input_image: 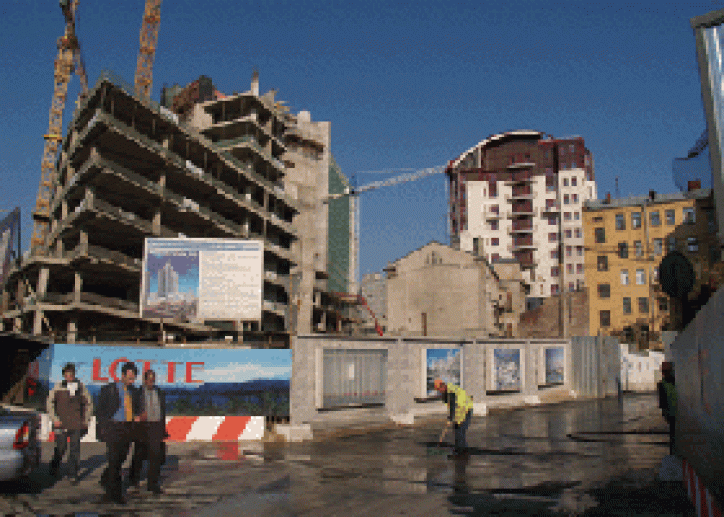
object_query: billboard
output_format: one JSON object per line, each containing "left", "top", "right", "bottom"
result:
{"left": 0, "top": 208, "right": 20, "bottom": 287}
{"left": 426, "top": 348, "right": 462, "bottom": 396}
{"left": 545, "top": 347, "right": 565, "bottom": 385}
{"left": 494, "top": 348, "right": 521, "bottom": 391}
{"left": 26, "top": 343, "right": 291, "bottom": 417}
{"left": 141, "top": 238, "right": 263, "bottom": 322}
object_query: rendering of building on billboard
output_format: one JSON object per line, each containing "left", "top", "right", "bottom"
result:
{"left": 692, "top": 9, "right": 724, "bottom": 242}
{"left": 141, "top": 238, "right": 263, "bottom": 323}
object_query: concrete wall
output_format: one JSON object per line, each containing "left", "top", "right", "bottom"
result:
{"left": 570, "top": 336, "right": 621, "bottom": 399}
{"left": 669, "top": 285, "right": 724, "bottom": 505}
{"left": 620, "top": 343, "right": 664, "bottom": 392}
{"left": 291, "top": 335, "right": 590, "bottom": 431}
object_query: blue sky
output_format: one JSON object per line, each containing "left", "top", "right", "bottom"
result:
{"left": 1, "top": 1, "right": 719, "bottom": 280}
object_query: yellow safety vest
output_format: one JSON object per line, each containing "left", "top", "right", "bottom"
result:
{"left": 447, "top": 383, "right": 473, "bottom": 425}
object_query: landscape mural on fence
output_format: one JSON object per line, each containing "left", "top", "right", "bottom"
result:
{"left": 426, "top": 348, "right": 462, "bottom": 396}
{"left": 494, "top": 349, "right": 521, "bottom": 391}
{"left": 25, "top": 343, "right": 290, "bottom": 417}
{"left": 545, "top": 347, "right": 565, "bottom": 385}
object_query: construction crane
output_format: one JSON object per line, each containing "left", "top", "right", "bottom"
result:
{"left": 134, "top": 0, "right": 162, "bottom": 99}
{"left": 30, "top": 0, "right": 89, "bottom": 254}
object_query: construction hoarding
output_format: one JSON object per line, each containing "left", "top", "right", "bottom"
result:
{"left": 140, "top": 238, "right": 263, "bottom": 322}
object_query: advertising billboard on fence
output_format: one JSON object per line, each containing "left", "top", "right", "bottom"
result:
{"left": 494, "top": 348, "right": 521, "bottom": 391}
{"left": 545, "top": 347, "right": 565, "bottom": 385}
{"left": 141, "top": 238, "right": 263, "bottom": 322}
{"left": 25, "top": 344, "right": 291, "bottom": 417}
{"left": 426, "top": 348, "right": 462, "bottom": 396}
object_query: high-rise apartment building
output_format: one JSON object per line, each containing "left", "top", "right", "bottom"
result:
{"left": 447, "top": 131, "right": 597, "bottom": 308}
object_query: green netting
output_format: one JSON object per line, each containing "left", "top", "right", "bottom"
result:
{"left": 328, "top": 155, "right": 350, "bottom": 294}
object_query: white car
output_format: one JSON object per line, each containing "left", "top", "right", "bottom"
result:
{"left": 0, "top": 405, "right": 41, "bottom": 482}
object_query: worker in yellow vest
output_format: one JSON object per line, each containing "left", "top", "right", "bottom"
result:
{"left": 434, "top": 379, "right": 473, "bottom": 458}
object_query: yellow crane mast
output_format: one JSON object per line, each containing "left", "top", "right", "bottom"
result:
{"left": 135, "top": 0, "right": 162, "bottom": 99}
{"left": 30, "top": 0, "right": 89, "bottom": 255}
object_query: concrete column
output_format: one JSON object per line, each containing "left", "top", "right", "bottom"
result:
{"left": 55, "top": 239, "right": 64, "bottom": 259}
{"left": 463, "top": 340, "right": 487, "bottom": 414}
{"left": 36, "top": 267, "right": 50, "bottom": 298}
{"left": 61, "top": 199, "right": 68, "bottom": 220}
{"left": 79, "top": 230, "right": 88, "bottom": 246}
{"left": 67, "top": 319, "right": 78, "bottom": 344}
{"left": 32, "top": 310, "right": 44, "bottom": 335}
{"left": 73, "top": 271, "right": 82, "bottom": 304}
{"left": 522, "top": 340, "right": 540, "bottom": 403}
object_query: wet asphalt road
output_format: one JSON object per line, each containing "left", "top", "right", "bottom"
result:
{"left": 0, "top": 393, "right": 695, "bottom": 516}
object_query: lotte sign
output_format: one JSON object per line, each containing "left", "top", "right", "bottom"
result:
{"left": 91, "top": 357, "right": 204, "bottom": 384}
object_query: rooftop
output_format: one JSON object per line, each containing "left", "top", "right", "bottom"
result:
{"left": 584, "top": 189, "right": 712, "bottom": 210}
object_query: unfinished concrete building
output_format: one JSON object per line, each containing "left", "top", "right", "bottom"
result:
{"left": 181, "top": 74, "right": 357, "bottom": 335}
{"left": 1, "top": 70, "right": 298, "bottom": 345}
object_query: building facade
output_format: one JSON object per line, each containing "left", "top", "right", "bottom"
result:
{"left": 384, "top": 241, "right": 525, "bottom": 338}
{"left": 447, "top": 131, "right": 597, "bottom": 309}
{"left": 583, "top": 188, "right": 721, "bottom": 349}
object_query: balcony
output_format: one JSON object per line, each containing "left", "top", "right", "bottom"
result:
{"left": 509, "top": 221, "right": 534, "bottom": 233}
{"left": 509, "top": 186, "right": 533, "bottom": 199}
{"left": 512, "top": 236, "right": 534, "bottom": 249}
{"left": 504, "top": 171, "right": 533, "bottom": 182}
{"left": 510, "top": 201, "right": 534, "bottom": 216}
{"left": 506, "top": 161, "right": 535, "bottom": 170}
{"left": 484, "top": 209, "right": 502, "bottom": 219}
{"left": 541, "top": 202, "right": 561, "bottom": 213}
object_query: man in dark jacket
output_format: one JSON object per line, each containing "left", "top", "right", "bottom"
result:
{"left": 46, "top": 363, "right": 93, "bottom": 483}
{"left": 128, "top": 369, "right": 167, "bottom": 495}
{"left": 657, "top": 361, "right": 677, "bottom": 455}
{"left": 96, "top": 362, "right": 139, "bottom": 505}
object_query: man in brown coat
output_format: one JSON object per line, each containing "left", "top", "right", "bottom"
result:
{"left": 46, "top": 363, "right": 93, "bottom": 484}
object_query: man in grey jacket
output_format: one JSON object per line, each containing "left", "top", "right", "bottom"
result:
{"left": 46, "top": 363, "right": 93, "bottom": 484}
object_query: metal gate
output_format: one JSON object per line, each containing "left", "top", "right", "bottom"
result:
{"left": 322, "top": 349, "right": 387, "bottom": 408}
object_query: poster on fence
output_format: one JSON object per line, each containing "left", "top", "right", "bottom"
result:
{"left": 545, "top": 347, "right": 565, "bottom": 385}
{"left": 140, "top": 238, "right": 263, "bottom": 322}
{"left": 494, "top": 348, "right": 521, "bottom": 391}
{"left": 426, "top": 348, "right": 462, "bottom": 396}
{"left": 25, "top": 344, "right": 291, "bottom": 417}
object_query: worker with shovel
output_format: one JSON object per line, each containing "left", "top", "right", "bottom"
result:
{"left": 434, "top": 379, "right": 473, "bottom": 458}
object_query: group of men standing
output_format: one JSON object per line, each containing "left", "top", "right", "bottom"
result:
{"left": 46, "top": 362, "right": 167, "bottom": 505}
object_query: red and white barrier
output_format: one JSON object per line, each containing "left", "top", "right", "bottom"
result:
{"left": 41, "top": 415, "right": 265, "bottom": 442}
{"left": 683, "top": 458, "right": 722, "bottom": 517}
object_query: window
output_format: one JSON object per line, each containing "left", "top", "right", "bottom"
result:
{"left": 551, "top": 284, "right": 560, "bottom": 295}
{"left": 650, "top": 211, "right": 661, "bottom": 227}
{"left": 615, "top": 213, "right": 626, "bottom": 230}
{"left": 667, "top": 236, "right": 676, "bottom": 252}
{"left": 572, "top": 193, "right": 579, "bottom": 203}
{"left": 473, "top": 238, "right": 481, "bottom": 256}
{"left": 489, "top": 181, "right": 498, "bottom": 198}
{"left": 563, "top": 178, "right": 569, "bottom": 187}
{"left": 571, "top": 177, "right": 577, "bottom": 187}
{"left": 576, "top": 263, "right": 583, "bottom": 273}
{"left": 490, "top": 220, "right": 499, "bottom": 230}
{"left": 567, "top": 263, "right": 573, "bottom": 274}
{"left": 597, "top": 256, "right": 608, "bottom": 271}
{"left": 636, "top": 269, "right": 646, "bottom": 285}
{"left": 548, "top": 215, "right": 557, "bottom": 226}
{"left": 574, "top": 227, "right": 582, "bottom": 238}
{"left": 706, "top": 209, "right": 717, "bottom": 234}
{"left": 618, "top": 242, "right": 628, "bottom": 259}
{"left": 687, "top": 237, "right": 698, "bottom": 252}
{"left": 546, "top": 198, "right": 557, "bottom": 209}
{"left": 566, "top": 246, "right": 572, "bottom": 257}
{"left": 491, "top": 253, "right": 500, "bottom": 262}
{"left": 665, "top": 209, "right": 676, "bottom": 225}
{"left": 683, "top": 207, "right": 695, "bottom": 224}
{"left": 598, "top": 284, "right": 611, "bottom": 298}
{"left": 549, "top": 233, "right": 558, "bottom": 242}
{"left": 623, "top": 297, "right": 632, "bottom": 315}
{"left": 574, "top": 212, "right": 580, "bottom": 220}
{"left": 653, "top": 238, "right": 663, "bottom": 256}
{"left": 658, "top": 297, "right": 668, "bottom": 311}
{"left": 621, "top": 269, "right": 629, "bottom": 285}
{"left": 634, "top": 240, "right": 643, "bottom": 258}
{"left": 551, "top": 249, "right": 559, "bottom": 259}
{"left": 638, "top": 297, "right": 649, "bottom": 313}
{"left": 564, "top": 212, "right": 572, "bottom": 221}
{"left": 632, "top": 212, "right": 642, "bottom": 229}
{"left": 576, "top": 246, "right": 583, "bottom": 256}
{"left": 595, "top": 228, "right": 605, "bottom": 243}
{"left": 565, "top": 229, "right": 572, "bottom": 238}
{"left": 564, "top": 194, "right": 570, "bottom": 204}
{"left": 491, "top": 238, "right": 499, "bottom": 246}
{"left": 600, "top": 310, "right": 611, "bottom": 327}
{"left": 491, "top": 204, "right": 499, "bottom": 214}
{"left": 593, "top": 216, "right": 603, "bottom": 222}
{"left": 551, "top": 267, "right": 560, "bottom": 277}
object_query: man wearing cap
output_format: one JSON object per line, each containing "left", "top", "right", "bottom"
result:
{"left": 657, "top": 362, "right": 677, "bottom": 455}
{"left": 434, "top": 379, "right": 473, "bottom": 458}
{"left": 46, "top": 363, "right": 93, "bottom": 483}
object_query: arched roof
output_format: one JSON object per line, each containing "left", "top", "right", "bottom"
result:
{"left": 450, "top": 130, "right": 545, "bottom": 169}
